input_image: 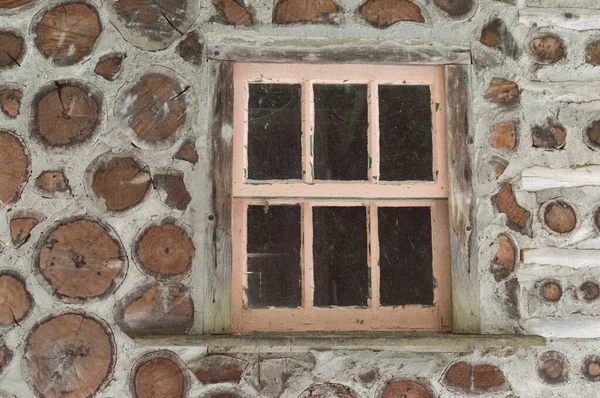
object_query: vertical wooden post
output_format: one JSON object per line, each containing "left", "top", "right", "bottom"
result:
{"left": 205, "top": 61, "right": 234, "bottom": 334}
{"left": 368, "top": 82, "right": 380, "bottom": 183}
{"left": 445, "top": 65, "right": 480, "bottom": 334}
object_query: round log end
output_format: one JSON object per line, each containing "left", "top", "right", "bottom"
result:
{"left": 530, "top": 34, "right": 566, "bottom": 64}
{"left": 540, "top": 280, "right": 562, "bottom": 303}
{"left": 25, "top": 311, "right": 115, "bottom": 398}
{"left": 578, "top": 281, "right": 599, "bottom": 302}
{"left": 131, "top": 351, "right": 189, "bottom": 398}
{"left": 34, "top": 217, "right": 127, "bottom": 301}
{"left": 379, "top": 379, "right": 434, "bottom": 398}
{"left": 0, "top": 270, "right": 34, "bottom": 326}
{"left": 433, "top": 0, "right": 475, "bottom": 18}
{"left": 537, "top": 351, "right": 568, "bottom": 384}
{"left": 542, "top": 199, "right": 577, "bottom": 234}
{"left": 0, "top": 130, "right": 29, "bottom": 207}
{"left": 0, "top": 30, "right": 24, "bottom": 69}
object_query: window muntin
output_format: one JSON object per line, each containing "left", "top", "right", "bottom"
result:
{"left": 232, "top": 63, "right": 450, "bottom": 332}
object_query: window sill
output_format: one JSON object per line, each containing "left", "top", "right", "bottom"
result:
{"left": 133, "top": 332, "right": 546, "bottom": 353}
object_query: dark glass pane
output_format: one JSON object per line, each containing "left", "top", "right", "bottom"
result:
{"left": 378, "top": 206, "right": 433, "bottom": 306}
{"left": 379, "top": 85, "right": 433, "bottom": 181}
{"left": 313, "top": 206, "right": 368, "bottom": 307}
{"left": 248, "top": 84, "right": 302, "bottom": 180}
{"left": 247, "top": 205, "right": 301, "bottom": 307}
{"left": 314, "top": 84, "right": 368, "bottom": 180}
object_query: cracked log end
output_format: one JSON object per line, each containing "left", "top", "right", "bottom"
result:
{"left": 155, "top": 173, "right": 191, "bottom": 211}
{"left": 0, "top": 88, "right": 22, "bottom": 118}
{"left": 444, "top": 362, "right": 506, "bottom": 393}
{"left": 10, "top": 217, "right": 39, "bottom": 247}
{"left": 135, "top": 220, "right": 195, "bottom": 279}
{"left": 95, "top": 53, "right": 125, "bottom": 81}
{"left": 32, "top": 81, "right": 101, "bottom": 147}
{"left": 25, "top": 312, "right": 115, "bottom": 398}
{"left": 115, "top": 282, "right": 193, "bottom": 335}
{"left": 0, "top": 130, "right": 29, "bottom": 207}
{"left": 35, "top": 3, "right": 101, "bottom": 66}
{"left": 359, "top": 0, "right": 424, "bottom": 28}
{"left": 212, "top": 0, "right": 254, "bottom": 26}
{"left": 274, "top": 0, "right": 340, "bottom": 24}
{"left": 35, "top": 217, "right": 127, "bottom": 300}
{"left": 0, "top": 270, "right": 33, "bottom": 326}
{"left": 91, "top": 156, "right": 151, "bottom": 212}
{"left": 0, "top": 30, "right": 24, "bottom": 69}
{"left": 132, "top": 351, "right": 188, "bottom": 398}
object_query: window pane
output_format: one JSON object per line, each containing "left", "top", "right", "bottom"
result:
{"left": 379, "top": 85, "right": 433, "bottom": 181}
{"left": 313, "top": 206, "right": 368, "bottom": 307}
{"left": 248, "top": 84, "right": 302, "bottom": 180}
{"left": 378, "top": 206, "right": 433, "bottom": 306}
{"left": 247, "top": 204, "right": 301, "bottom": 308}
{"left": 314, "top": 84, "right": 368, "bottom": 181}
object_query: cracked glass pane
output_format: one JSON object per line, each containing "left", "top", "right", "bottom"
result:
{"left": 246, "top": 204, "right": 302, "bottom": 308}
{"left": 378, "top": 206, "right": 433, "bottom": 306}
{"left": 379, "top": 85, "right": 433, "bottom": 181}
{"left": 314, "top": 84, "right": 368, "bottom": 181}
{"left": 313, "top": 206, "right": 369, "bottom": 307}
{"left": 248, "top": 84, "right": 302, "bottom": 180}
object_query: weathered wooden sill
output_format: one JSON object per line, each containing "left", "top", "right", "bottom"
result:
{"left": 134, "top": 333, "right": 546, "bottom": 353}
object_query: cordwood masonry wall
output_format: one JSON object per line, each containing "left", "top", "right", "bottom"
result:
{"left": 2, "top": 0, "right": 600, "bottom": 396}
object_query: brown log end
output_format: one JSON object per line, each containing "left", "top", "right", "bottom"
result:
{"left": 0, "top": 270, "right": 34, "bottom": 325}
{"left": 443, "top": 362, "right": 472, "bottom": 393}
{"left": 274, "top": 0, "right": 340, "bottom": 24}
{"left": 489, "top": 156, "right": 508, "bottom": 178}
{"left": 530, "top": 34, "right": 566, "bottom": 64}
{"left": 359, "top": 0, "right": 425, "bottom": 28}
{"left": 583, "top": 356, "right": 600, "bottom": 382}
{"left": 91, "top": 156, "right": 151, "bottom": 212}
{"left": 0, "top": 344, "right": 12, "bottom": 377}
{"left": 32, "top": 81, "right": 101, "bottom": 147}
{"left": 585, "top": 120, "right": 600, "bottom": 150}
{"left": 192, "top": 355, "right": 248, "bottom": 384}
{"left": 135, "top": 220, "right": 195, "bottom": 279}
{"left": 299, "top": 383, "right": 360, "bottom": 398}
{"left": 473, "top": 364, "right": 506, "bottom": 392}
{"left": 132, "top": 351, "right": 189, "bottom": 398}
{"left": 174, "top": 140, "right": 199, "bottom": 164}
{"left": 35, "top": 3, "right": 101, "bottom": 66}
{"left": 541, "top": 280, "right": 562, "bottom": 302}
{"left": 94, "top": 53, "right": 125, "bottom": 81}
{"left": 379, "top": 379, "right": 434, "bottom": 398}
{"left": 10, "top": 217, "right": 39, "bottom": 247}
{"left": 155, "top": 173, "right": 191, "bottom": 211}
{"left": 585, "top": 40, "right": 600, "bottom": 66}
{"left": 491, "top": 183, "right": 531, "bottom": 234}
{"left": 578, "top": 281, "right": 599, "bottom": 302}
{"left": 0, "top": 130, "right": 29, "bottom": 207}
{"left": 480, "top": 18, "right": 520, "bottom": 59}
{"left": 35, "top": 170, "right": 69, "bottom": 197}
{"left": 433, "top": 0, "right": 474, "bottom": 18}
{"left": 114, "top": 282, "right": 194, "bottom": 335}
{"left": 537, "top": 351, "right": 568, "bottom": 384}
{"left": 504, "top": 277, "right": 520, "bottom": 320}
{"left": 485, "top": 78, "right": 519, "bottom": 105}
{"left": 491, "top": 233, "right": 516, "bottom": 282}
{"left": 0, "top": 30, "right": 24, "bottom": 69}
{"left": 532, "top": 119, "right": 567, "bottom": 150}
{"left": 0, "top": 0, "right": 29, "bottom": 9}
{"left": 119, "top": 73, "right": 189, "bottom": 146}
{"left": 24, "top": 312, "right": 115, "bottom": 398}
{"left": 212, "top": 0, "right": 254, "bottom": 26}
{"left": 176, "top": 31, "right": 205, "bottom": 66}
{"left": 356, "top": 369, "right": 379, "bottom": 387}
{"left": 543, "top": 199, "right": 577, "bottom": 234}
{"left": 201, "top": 388, "right": 248, "bottom": 398}
{"left": 35, "top": 217, "right": 127, "bottom": 300}
{"left": 0, "top": 88, "right": 22, "bottom": 118}
{"left": 490, "top": 120, "right": 517, "bottom": 151}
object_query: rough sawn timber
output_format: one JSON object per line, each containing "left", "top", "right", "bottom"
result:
{"left": 445, "top": 65, "right": 480, "bottom": 334}
{"left": 519, "top": 8, "right": 600, "bottom": 31}
{"left": 522, "top": 166, "right": 600, "bottom": 191}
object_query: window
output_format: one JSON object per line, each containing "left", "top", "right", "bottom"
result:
{"left": 231, "top": 63, "right": 451, "bottom": 332}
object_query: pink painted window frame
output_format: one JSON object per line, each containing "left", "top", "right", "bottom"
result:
{"left": 232, "top": 63, "right": 451, "bottom": 333}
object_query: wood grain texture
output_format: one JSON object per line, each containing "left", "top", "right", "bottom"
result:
{"left": 523, "top": 81, "right": 600, "bottom": 103}
{"left": 433, "top": 0, "right": 475, "bottom": 18}
{"left": 274, "top": 0, "right": 339, "bottom": 24}
{"left": 0, "top": 270, "right": 33, "bottom": 325}
{"left": 0, "top": 88, "right": 22, "bottom": 118}
{"left": 445, "top": 65, "right": 480, "bottom": 334}
{"left": 521, "top": 166, "right": 600, "bottom": 191}
{"left": 530, "top": 34, "right": 566, "bottom": 64}
{"left": 212, "top": 0, "right": 253, "bottom": 26}
{"left": 520, "top": 8, "right": 600, "bottom": 31}
{"left": 0, "top": 130, "right": 29, "bottom": 207}
{"left": 0, "top": 30, "right": 24, "bottom": 68}
{"left": 35, "top": 170, "right": 69, "bottom": 197}
{"left": 94, "top": 53, "right": 124, "bottom": 81}
{"left": 491, "top": 184, "right": 531, "bottom": 234}
{"left": 0, "top": 0, "right": 29, "bottom": 9}
{"left": 359, "top": 0, "right": 425, "bottom": 27}
{"left": 207, "top": 39, "right": 471, "bottom": 65}
{"left": 205, "top": 61, "right": 234, "bottom": 334}
{"left": 35, "top": 3, "right": 101, "bottom": 66}
{"left": 522, "top": 247, "right": 600, "bottom": 269}
{"left": 91, "top": 156, "right": 150, "bottom": 212}
{"left": 24, "top": 312, "right": 115, "bottom": 398}
{"left": 132, "top": 351, "right": 188, "bottom": 398}
{"left": 10, "top": 217, "right": 38, "bottom": 247}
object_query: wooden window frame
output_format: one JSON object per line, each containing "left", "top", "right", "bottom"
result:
{"left": 206, "top": 40, "right": 479, "bottom": 335}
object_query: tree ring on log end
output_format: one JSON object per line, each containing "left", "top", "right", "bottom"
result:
{"left": 32, "top": 2, "right": 101, "bottom": 66}
{"left": 376, "top": 377, "right": 435, "bottom": 398}
{"left": 539, "top": 199, "right": 578, "bottom": 235}
{"left": 0, "top": 269, "right": 34, "bottom": 327}
{"left": 133, "top": 218, "right": 195, "bottom": 280}
{"left": 0, "top": 130, "right": 30, "bottom": 208}
{"left": 433, "top": 0, "right": 477, "bottom": 20}
{"left": 31, "top": 80, "right": 103, "bottom": 148}
{"left": 115, "top": 69, "right": 193, "bottom": 150}
{"left": 24, "top": 311, "right": 115, "bottom": 398}
{"left": 130, "top": 350, "right": 189, "bottom": 398}
{"left": 86, "top": 152, "right": 151, "bottom": 213}
{"left": 33, "top": 216, "right": 127, "bottom": 301}
{"left": 0, "top": 29, "right": 25, "bottom": 69}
